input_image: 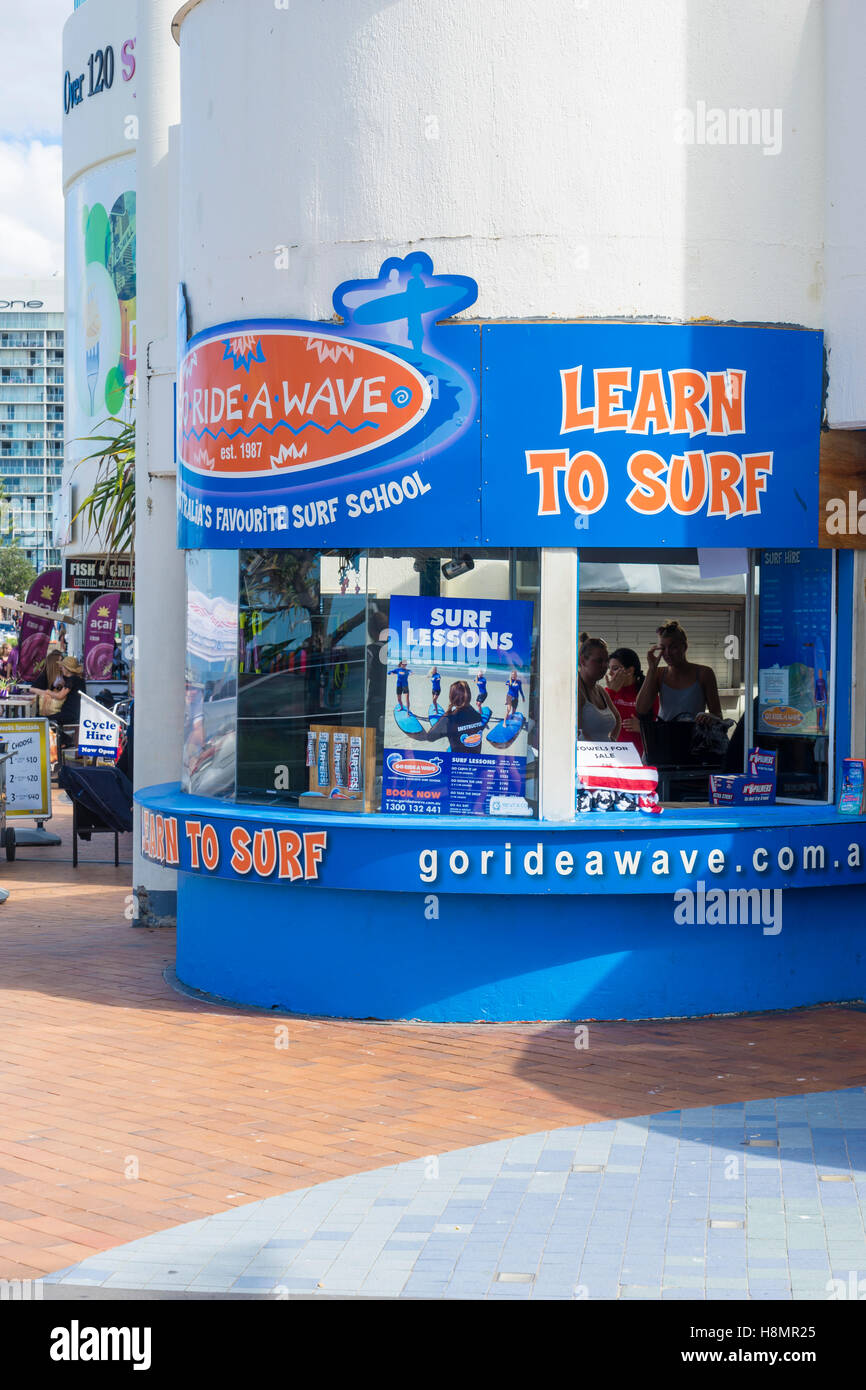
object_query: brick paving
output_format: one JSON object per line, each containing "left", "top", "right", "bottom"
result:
{"left": 46, "top": 1089, "right": 866, "bottom": 1299}
{"left": 2, "top": 797, "right": 866, "bottom": 1282}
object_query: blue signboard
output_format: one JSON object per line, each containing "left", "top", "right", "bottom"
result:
{"left": 381, "top": 595, "right": 534, "bottom": 816}
{"left": 480, "top": 322, "right": 822, "bottom": 547}
{"left": 176, "top": 254, "right": 481, "bottom": 549}
{"left": 758, "top": 548, "right": 833, "bottom": 737}
{"left": 139, "top": 784, "right": 866, "bottom": 896}
{"left": 177, "top": 279, "right": 823, "bottom": 552}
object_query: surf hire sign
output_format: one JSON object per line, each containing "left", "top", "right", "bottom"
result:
{"left": 177, "top": 262, "right": 823, "bottom": 550}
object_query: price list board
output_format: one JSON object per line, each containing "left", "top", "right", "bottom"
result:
{"left": 1, "top": 719, "right": 52, "bottom": 819}
{"left": 758, "top": 549, "right": 833, "bottom": 737}
{"left": 449, "top": 754, "right": 527, "bottom": 816}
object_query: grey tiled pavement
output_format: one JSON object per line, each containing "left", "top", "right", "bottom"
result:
{"left": 46, "top": 1088, "right": 866, "bottom": 1299}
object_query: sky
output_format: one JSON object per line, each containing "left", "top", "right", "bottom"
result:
{"left": 0, "top": 0, "right": 70, "bottom": 278}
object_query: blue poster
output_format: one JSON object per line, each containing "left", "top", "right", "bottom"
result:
{"left": 382, "top": 596, "right": 534, "bottom": 816}
{"left": 480, "top": 322, "right": 822, "bottom": 547}
{"left": 758, "top": 548, "right": 833, "bottom": 737}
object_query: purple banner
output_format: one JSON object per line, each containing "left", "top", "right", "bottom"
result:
{"left": 17, "top": 569, "right": 62, "bottom": 680}
{"left": 84, "top": 593, "right": 121, "bottom": 679}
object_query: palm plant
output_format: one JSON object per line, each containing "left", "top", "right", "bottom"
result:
{"left": 72, "top": 397, "right": 135, "bottom": 556}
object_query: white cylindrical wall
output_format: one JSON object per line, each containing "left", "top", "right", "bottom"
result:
{"left": 133, "top": 0, "right": 183, "bottom": 923}
{"left": 62, "top": 0, "right": 138, "bottom": 560}
{"left": 174, "top": 0, "right": 823, "bottom": 328}
{"left": 824, "top": 0, "right": 866, "bottom": 427}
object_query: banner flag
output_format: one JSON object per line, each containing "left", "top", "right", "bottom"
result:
{"left": 17, "top": 570, "right": 62, "bottom": 679}
{"left": 84, "top": 593, "right": 121, "bottom": 678}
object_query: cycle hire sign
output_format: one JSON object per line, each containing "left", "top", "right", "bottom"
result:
{"left": 3, "top": 719, "right": 51, "bottom": 819}
{"left": 77, "top": 694, "right": 122, "bottom": 758}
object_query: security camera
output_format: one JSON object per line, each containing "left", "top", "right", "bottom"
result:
{"left": 441, "top": 553, "right": 474, "bottom": 581}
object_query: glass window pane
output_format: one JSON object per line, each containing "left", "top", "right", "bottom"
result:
{"left": 367, "top": 549, "right": 539, "bottom": 817}
{"left": 236, "top": 549, "right": 368, "bottom": 806}
{"left": 578, "top": 550, "right": 747, "bottom": 805}
{"left": 755, "top": 548, "right": 834, "bottom": 802}
{"left": 183, "top": 550, "right": 239, "bottom": 799}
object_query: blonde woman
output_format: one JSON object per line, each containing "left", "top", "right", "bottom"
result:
{"left": 578, "top": 634, "right": 621, "bottom": 741}
{"left": 636, "top": 620, "right": 721, "bottom": 724}
{"left": 29, "top": 648, "right": 64, "bottom": 693}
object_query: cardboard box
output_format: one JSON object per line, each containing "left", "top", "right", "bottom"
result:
{"left": 709, "top": 748, "right": 777, "bottom": 807}
{"left": 838, "top": 758, "right": 866, "bottom": 815}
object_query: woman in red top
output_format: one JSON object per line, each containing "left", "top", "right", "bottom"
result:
{"left": 605, "top": 647, "right": 657, "bottom": 760}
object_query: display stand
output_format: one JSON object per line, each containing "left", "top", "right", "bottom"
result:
{"left": 299, "top": 723, "right": 377, "bottom": 814}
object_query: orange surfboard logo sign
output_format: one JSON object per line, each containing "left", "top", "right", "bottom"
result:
{"left": 179, "top": 327, "right": 432, "bottom": 479}
{"left": 761, "top": 704, "right": 804, "bottom": 729}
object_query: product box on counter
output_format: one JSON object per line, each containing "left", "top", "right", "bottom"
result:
{"left": 838, "top": 758, "right": 866, "bottom": 815}
{"left": 709, "top": 747, "right": 777, "bottom": 807}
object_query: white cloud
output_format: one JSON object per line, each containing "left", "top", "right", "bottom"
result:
{"left": 0, "top": 1, "right": 72, "bottom": 141}
{"left": 0, "top": 141, "right": 64, "bottom": 276}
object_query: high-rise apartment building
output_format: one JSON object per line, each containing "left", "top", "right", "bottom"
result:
{"left": 0, "top": 279, "right": 64, "bottom": 574}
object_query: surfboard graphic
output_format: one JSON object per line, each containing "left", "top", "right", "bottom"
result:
{"left": 486, "top": 711, "right": 525, "bottom": 749}
{"left": 394, "top": 706, "right": 424, "bottom": 736}
{"left": 428, "top": 702, "right": 444, "bottom": 719}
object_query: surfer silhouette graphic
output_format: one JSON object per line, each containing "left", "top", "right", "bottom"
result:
{"left": 334, "top": 252, "right": 478, "bottom": 359}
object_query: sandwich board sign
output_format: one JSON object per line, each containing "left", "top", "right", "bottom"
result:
{"left": 2, "top": 718, "right": 51, "bottom": 819}
{"left": 77, "top": 694, "right": 122, "bottom": 759}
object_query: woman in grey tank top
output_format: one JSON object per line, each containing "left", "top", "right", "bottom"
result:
{"left": 578, "top": 635, "right": 622, "bottom": 741}
{"left": 635, "top": 619, "right": 723, "bottom": 724}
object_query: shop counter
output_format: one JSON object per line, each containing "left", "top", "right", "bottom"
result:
{"left": 138, "top": 783, "right": 866, "bottom": 1023}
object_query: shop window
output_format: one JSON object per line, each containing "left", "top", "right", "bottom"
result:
{"left": 192, "top": 548, "right": 540, "bottom": 817}
{"left": 365, "top": 549, "right": 539, "bottom": 818}
{"left": 753, "top": 548, "right": 834, "bottom": 802}
{"left": 182, "top": 551, "right": 239, "bottom": 799}
{"left": 577, "top": 551, "right": 747, "bottom": 804}
{"left": 236, "top": 549, "right": 368, "bottom": 807}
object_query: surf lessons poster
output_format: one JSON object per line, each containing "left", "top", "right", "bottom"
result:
{"left": 382, "top": 596, "right": 534, "bottom": 816}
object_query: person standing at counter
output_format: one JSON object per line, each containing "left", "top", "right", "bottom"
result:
{"left": 636, "top": 620, "right": 722, "bottom": 723}
{"left": 606, "top": 647, "right": 656, "bottom": 758}
{"left": 578, "top": 634, "right": 622, "bottom": 741}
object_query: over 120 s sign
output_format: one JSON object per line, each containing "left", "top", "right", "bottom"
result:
{"left": 176, "top": 254, "right": 481, "bottom": 549}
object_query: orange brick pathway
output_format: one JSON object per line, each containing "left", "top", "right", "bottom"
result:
{"left": 1, "top": 798, "right": 866, "bottom": 1281}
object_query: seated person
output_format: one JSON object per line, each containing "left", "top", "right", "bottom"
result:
{"left": 29, "top": 648, "right": 64, "bottom": 692}
{"left": 577, "top": 634, "right": 621, "bottom": 742}
{"left": 55, "top": 655, "right": 86, "bottom": 739}
{"left": 636, "top": 620, "right": 722, "bottom": 725}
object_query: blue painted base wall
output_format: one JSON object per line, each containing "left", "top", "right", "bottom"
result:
{"left": 177, "top": 874, "right": 866, "bottom": 1022}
